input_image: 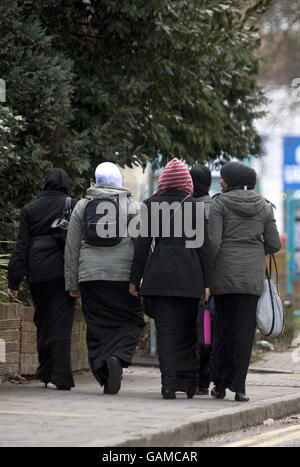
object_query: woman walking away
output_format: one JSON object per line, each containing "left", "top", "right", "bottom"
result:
{"left": 209, "top": 162, "right": 281, "bottom": 402}
{"left": 65, "top": 162, "right": 145, "bottom": 395}
{"left": 130, "top": 158, "right": 212, "bottom": 400}
{"left": 190, "top": 165, "right": 214, "bottom": 396}
{"left": 8, "top": 169, "right": 77, "bottom": 390}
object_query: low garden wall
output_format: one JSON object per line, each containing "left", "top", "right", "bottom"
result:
{"left": 0, "top": 303, "right": 89, "bottom": 377}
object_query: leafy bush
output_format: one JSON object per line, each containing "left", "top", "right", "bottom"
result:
{"left": 23, "top": 0, "right": 268, "bottom": 167}
{"left": 0, "top": 106, "right": 49, "bottom": 239}
{"left": 0, "top": 0, "right": 272, "bottom": 240}
{"left": 0, "top": 270, "right": 9, "bottom": 303}
{"left": 0, "top": 0, "right": 75, "bottom": 239}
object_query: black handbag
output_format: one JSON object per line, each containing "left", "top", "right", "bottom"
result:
{"left": 51, "top": 197, "right": 72, "bottom": 248}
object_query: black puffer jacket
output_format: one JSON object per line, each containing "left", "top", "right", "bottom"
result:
{"left": 130, "top": 189, "right": 212, "bottom": 298}
{"left": 8, "top": 169, "right": 77, "bottom": 289}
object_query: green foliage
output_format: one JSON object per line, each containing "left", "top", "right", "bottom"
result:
{"left": 1, "top": 0, "right": 271, "bottom": 239}
{"left": 244, "top": 0, "right": 273, "bottom": 19}
{"left": 0, "top": 270, "right": 9, "bottom": 303}
{"left": 0, "top": 254, "right": 10, "bottom": 269}
{"left": 0, "top": 268, "right": 32, "bottom": 306}
{"left": 0, "top": 106, "right": 50, "bottom": 239}
{"left": 0, "top": 0, "right": 75, "bottom": 239}
{"left": 23, "top": 0, "right": 268, "bottom": 167}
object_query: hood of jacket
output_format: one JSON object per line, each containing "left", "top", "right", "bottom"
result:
{"left": 43, "top": 168, "right": 70, "bottom": 195}
{"left": 219, "top": 190, "right": 266, "bottom": 217}
{"left": 190, "top": 165, "right": 212, "bottom": 197}
{"left": 86, "top": 184, "right": 132, "bottom": 199}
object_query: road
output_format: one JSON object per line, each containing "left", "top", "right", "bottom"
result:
{"left": 189, "top": 415, "right": 300, "bottom": 447}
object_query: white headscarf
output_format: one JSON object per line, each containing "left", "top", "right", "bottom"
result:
{"left": 95, "top": 162, "right": 123, "bottom": 187}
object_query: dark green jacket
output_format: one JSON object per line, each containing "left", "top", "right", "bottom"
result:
{"left": 208, "top": 190, "right": 281, "bottom": 296}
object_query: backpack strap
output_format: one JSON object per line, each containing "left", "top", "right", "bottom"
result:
{"left": 266, "top": 254, "right": 279, "bottom": 290}
{"left": 268, "top": 254, "right": 279, "bottom": 284}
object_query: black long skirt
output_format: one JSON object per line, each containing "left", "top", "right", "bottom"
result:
{"left": 80, "top": 281, "right": 145, "bottom": 386}
{"left": 30, "top": 278, "right": 75, "bottom": 388}
{"left": 211, "top": 294, "right": 258, "bottom": 393}
{"left": 150, "top": 296, "right": 199, "bottom": 391}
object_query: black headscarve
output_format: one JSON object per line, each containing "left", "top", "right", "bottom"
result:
{"left": 43, "top": 168, "right": 70, "bottom": 195}
{"left": 190, "top": 165, "right": 212, "bottom": 197}
{"left": 220, "top": 162, "right": 256, "bottom": 192}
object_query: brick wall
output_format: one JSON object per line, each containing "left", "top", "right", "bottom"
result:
{"left": 0, "top": 304, "right": 23, "bottom": 376}
{"left": 0, "top": 304, "right": 89, "bottom": 377}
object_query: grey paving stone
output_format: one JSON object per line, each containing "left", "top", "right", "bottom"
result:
{"left": 0, "top": 361, "right": 300, "bottom": 447}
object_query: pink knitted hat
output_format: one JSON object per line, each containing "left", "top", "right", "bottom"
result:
{"left": 157, "top": 158, "right": 194, "bottom": 196}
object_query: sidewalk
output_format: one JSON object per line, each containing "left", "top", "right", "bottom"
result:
{"left": 0, "top": 351, "right": 300, "bottom": 447}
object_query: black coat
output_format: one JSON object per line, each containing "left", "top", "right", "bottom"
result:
{"left": 8, "top": 188, "right": 77, "bottom": 289}
{"left": 130, "top": 189, "right": 212, "bottom": 298}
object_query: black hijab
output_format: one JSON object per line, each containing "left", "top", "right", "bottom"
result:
{"left": 190, "top": 165, "right": 212, "bottom": 197}
{"left": 43, "top": 168, "right": 70, "bottom": 195}
{"left": 220, "top": 162, "right": 256, "bottom": 192}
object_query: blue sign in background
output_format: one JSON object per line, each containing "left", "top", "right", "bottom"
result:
{"left": 284, "top": 136, "right": 300, "bottom": 192}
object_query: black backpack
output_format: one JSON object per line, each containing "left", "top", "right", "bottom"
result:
{"left": 84, "top": 195, "right": 127, "bottom": 247}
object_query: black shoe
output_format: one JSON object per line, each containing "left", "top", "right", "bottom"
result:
{"left": 162, "top": 388, "right": 176, "bottom": 400}
{"left": 211, "top": 386, "right": 226, "bottom": 399}
{"left": 235, "top": 392, "right": 249, "bottom": 402}
{"left": 186, "top": 385, "right": 197, "bottom": 399}
{"left": 96, "top": 363, "right": 109, "bottom": 386}
{"left": 197, "top": 387, "right": 209, "bottom": 396}
{"left": 104, "top": 356, "right": 122, "bottom": 395}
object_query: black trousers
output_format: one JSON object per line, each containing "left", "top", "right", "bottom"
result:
{"left": 150, "top": 296, "right": 199, "bottom": 391}
{"left": 198, "top": 347, "right": 211, "bottom": 389}
{"left": 30, "top": 278, "right": 75, "bottom": 388}
{"left": 211, "top": 294, "right": 258, "bottom": 393}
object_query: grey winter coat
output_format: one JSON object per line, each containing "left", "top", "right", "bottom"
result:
{"left": 65, "top": 184, "right": 140, "bottom": 291}
{"left": 208, "top": 190, "right": 282, "bottom": 296}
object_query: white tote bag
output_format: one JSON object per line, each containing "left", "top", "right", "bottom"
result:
{"left": 256, "top": 256, "right": 285, "bottom": 338}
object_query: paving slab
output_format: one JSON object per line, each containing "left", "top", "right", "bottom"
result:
{"left": 1, "top": 363, "right": 300, "bottom": 447}
{"left": 252, "top": 346, "right": 300, "bottom": 374}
